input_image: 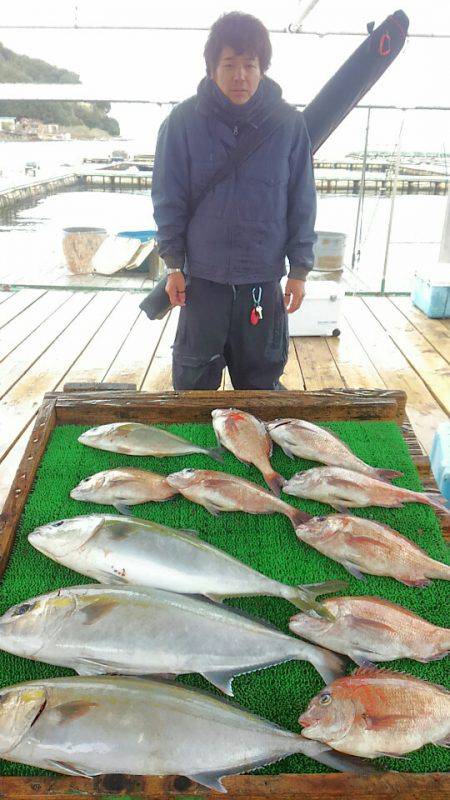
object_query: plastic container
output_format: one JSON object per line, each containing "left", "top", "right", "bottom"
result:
{"left": 62, "top": 227, "right": 107, "bottom": 274}
{"left": 286, "top": 279, "right": 345, "bottom": 337}
{"left": 117, "top": 229, "right": 157, "bottom": 242}
{"left": 313, "top": 231, "right": 346, "bottom": 271}
{"left": 411, "top": 265, "right": 450, "bottom": 318}
{"left": 430, "top": 421, "right": 450, "bottom": 502}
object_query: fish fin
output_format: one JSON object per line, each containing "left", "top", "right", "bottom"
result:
{"left": 434, "top": 736, "right": 450, "bottom": 748}
{"left": 44, "top": 760, "right": 99, "bottom": 777}
{"left": 347, "top": 615, "right": 395, "bottom": 634}
{"left": 290, "top": 507, "right": 312, "bottom": 526}
{"left": 300, "top": 580, "right": 347, "bottom": 598}
{"left": 265, "top": 471, "right": 286, "bottom": 497}
{"left": 180, "top": 528, "right": 199, "bottom": 537}
{"left": 186, "top": 772, "right": 227, "bottom": 793}
{"left": 375, "top": 468, "right": 403, "bottom": 483}
{"left": 343, "top": 561, "right": 366, "bottom": 581}
{"left": 424, "top": 493, "right": 450, "bottom": 515}
{"left": 333, "top": 503, "right": 351, "bottom": 513}
{"left": 207, "top": 446, "right": 225, "bottom": 463}
{"left": 204, "top": 502, "right": 223, "bottom": 517}
{"left": 351, "top": 653, "right": 377, "bottom": 668}
{"left": 281, "top": 444, "right": 296, "bottom": 459}
{"left": 54, "top": 700, "right": 98, "bottom": 723}
{"left": 114, "top": 502, "right": 133, "bottom": 516}
{"left": 399, "top": 577, "right": 432, "bottom": 588}
{"left": 74, "top": 657, "right": 111, "bottom": 676}
{"left": 374, "top": 752, "right": 410, "bottom": 760}
{"left": 94, "top": 568, "right": 128, "bottom": 585}
{"left": 310, "top": 746, "right": 381, "bottom": 774}
{"left": 80, "top": 598, "right": 120, "bottom": 625}
{"left": 202, "top": 670, "right": 235, "bottom": 696}
{"left": 204, "top": 593, "right": 226, "bottom": 602}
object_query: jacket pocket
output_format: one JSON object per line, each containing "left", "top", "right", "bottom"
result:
{"left": 264, "top": 286, "right": 289, "bottom": 364}
{"left": 237, "top": 162, "right": 289, "bottom": 223}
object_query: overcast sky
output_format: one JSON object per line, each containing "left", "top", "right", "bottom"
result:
{"left": 1, "top": 1, "right": 449, "bottom": 153}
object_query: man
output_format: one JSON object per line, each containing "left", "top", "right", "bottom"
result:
{"left": 152, "top": 11, "right": 316, "bottom": 390}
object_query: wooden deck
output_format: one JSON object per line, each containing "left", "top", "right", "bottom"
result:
{"left": 0, "top": 288, "right": 449, "bottom": 512}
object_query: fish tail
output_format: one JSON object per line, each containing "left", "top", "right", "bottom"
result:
{"left": 289, "top": 586, "right": 342, "bottom": 620}
{"left": 424, "top": 559, "right": 450, "bottom": 582}
{"left": 423, "top": 493, "right": 450, "bottom": 516}
{"left": 265, "top": 470, "right": 286, "bottom": 497}
{"left": 207, "top": 446, "right": 225, "bottom": 463}
{"left": 302, "top": 743, "right": 379, "bottom": 774}
{"left": 424, "top": 629, "right": 450, "bottom": 661}
{"left": 305, "top": 646, "right": 348, "bottom": 684}
{"left": 374, "top": 468, "right": 404, "bottom": 483}
{"left": 301, "top": 580, "right": 348, "bottom": 598}
{"left": 287, "top": 506, "right": 312, "bottom": 527}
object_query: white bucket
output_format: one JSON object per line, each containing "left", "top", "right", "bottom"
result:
{"left": 313, "top": 231, "right": 346, "bottom": 272}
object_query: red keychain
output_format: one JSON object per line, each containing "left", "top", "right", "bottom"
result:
{"left": 250, "top": 287, "right": 263, "bottom": 326}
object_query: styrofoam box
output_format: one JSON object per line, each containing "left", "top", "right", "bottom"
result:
{"left": 411, "top": 264, "right": 450, "bottom": 318}
{"left": 286, "top": 279, "right": 345, "bottom": 337}
{"left": 431, "top": 420, "right": 450, "bottom": 503}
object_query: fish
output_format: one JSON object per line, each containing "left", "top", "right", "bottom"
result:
{"left": 0, "top": 584, "right": 347, "bottom": 691}
{"left": 294, "top": 513, "right": 450, "bottom": 586}
{"left": 299, "top": 666, "right": 450, "bottom": 758}
{"left": 267, "top": 418, "right": 402, "bottom": 482}
{"left": 77, "top": 422, "right": 223, "bottom": 461}
{"left": 283, "top": 466, "right": 450, "bottom": 515}
{"left": 289, "top": 596, "right": 450, "bottom": 666}
{"left": 0, "top": 676, "right": 369, "bottom": 788}
{"left": 28, "top": 515, "right": 346, "bottom": 618}
{"left": 212, "top": 409, "right": 285, "bottom": 496}
{"left": 70, "top": 467, "right": 177, "bottom": 514}
{"left": 166, "top": 468, "right": 310, "bottom": 527}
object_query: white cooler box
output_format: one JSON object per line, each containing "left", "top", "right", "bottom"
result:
{"left": 287, "top": 280, "right": 345, "bottom": 337}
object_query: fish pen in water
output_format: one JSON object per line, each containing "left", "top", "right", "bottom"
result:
{"left": 0, "top": 388, "right": 448, "bottom": 797}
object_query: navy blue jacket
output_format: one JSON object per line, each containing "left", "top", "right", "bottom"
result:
{"left": 151, "top": 77, "right": 317, "bottom": 284}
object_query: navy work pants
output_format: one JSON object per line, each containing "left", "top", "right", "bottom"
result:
{"left": 172, "top": 277, "right": 289, "bottom": 390}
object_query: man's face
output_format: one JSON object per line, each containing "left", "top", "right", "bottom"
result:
{"left": 212, "top": 46, "right": 262, "bottom": 105}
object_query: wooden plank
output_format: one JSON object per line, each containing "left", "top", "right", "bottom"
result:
{"left": 365, "top": 296, "right": 450, "bottom": 416}
{"left": 293, "top": 336, "right": 345, "bottom": 390}
{"left": 0, "top": 288, "right": 46, "bottom": 328}
{"left": 51, "top": 389, "right": 406, "bottom": 426}
{"left": 0, "top": 292, "right": 123, "bottom": 461}
{"left": 0, "top": 293, "right": 94, "bottom": 401}
{"left": 328, "top": 317, "right": 386, "bottom": 389}
{"left": 0, "top": 397, "right": 56, "bottom": 575}
{"left": 281, "top": 338, "right": 304, "bottom": 390}
{"left": 390, "top": 296, "right": 450, "bottom": 363}
{"left": 0, "top": 290, "right": 13, "bottom": 304}
{"left": 0, "top": 422, "right": 33, "bottom": 513}
{"left": 0, "top": 772, "right": 448, "bottom": 800}
{"left": 0, "top": 290, "right": 73, "bottom": 362}
{"left": 141, "top": 308, "right": 179, "bottom": 392}
{"left": 345, "top": 297, "right": 448, "bottom": 454}
{"left": 104, "top": 310, "right": 169, "bottom": 389}
{"left": 55, "top": 293, "right": 137, "bottom": 387}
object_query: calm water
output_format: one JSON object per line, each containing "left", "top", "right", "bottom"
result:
{"left": 0, "top": 139, "right": 446, "bottom": 293}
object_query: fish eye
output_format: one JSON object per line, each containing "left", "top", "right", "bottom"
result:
{"left": 53, "top": 521, "right": 65, "bottom": 528}
{"left": 13, "top": 603, "right": 34, "bottom": 617}
{"left": 319, "top": 692, "right": 332, "bottom": 705}
{"left": 316, "top": 516, "right": 326, "bottom": 522}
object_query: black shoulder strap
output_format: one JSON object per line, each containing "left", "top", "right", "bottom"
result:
{"left": 189, "top": 104, "right": 293, "bottom": 219}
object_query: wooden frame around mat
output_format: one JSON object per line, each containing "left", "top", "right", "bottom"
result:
{"left": 1, "top": 387, "right": 449, "bottom": 800}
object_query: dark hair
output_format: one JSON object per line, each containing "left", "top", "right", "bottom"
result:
{"left": 204, "top": 12, "right": 272, "bottom": 75}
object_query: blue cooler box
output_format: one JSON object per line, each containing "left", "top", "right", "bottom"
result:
{"left": 411, "top": 265, "right": 450, "bottom": 318}
{"left": 431, "top": 421, "right": 450, "bottom": 503}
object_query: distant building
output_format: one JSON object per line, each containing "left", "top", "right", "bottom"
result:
{"left": 0, "top": 116, "right": 16, "bottom": 132}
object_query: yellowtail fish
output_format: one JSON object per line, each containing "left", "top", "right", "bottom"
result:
{"left": 78, "top": 422, "right": 223, "bottom": 461}
{"left": 0, "top": 677, "right": 369, "bottom": 788}
{"left": 212, "top": 409, "right": 285, "bottom": 496}
{"left": 267, "top": 418, "right": 402, "bottom": 482}
{"left": 70, "top": 468, "right": 177, "bottom": 514}
{"left": 290, "top": 595, "right": 450, "bottom": 666}
{"left": 0, "top": 584, "right": 347, "bottom": 691}
{"left": 28, "top": 515, "right": 346, "bottom": 618}
{"left": 283, "top": 466, "right": 449, "bottom": 515}
{"left": 166, "top": 468, "right": 310, "bottom": 527}
{"left": 295, "top": 514, "right": 450, "bottom": 586}
{"left": 299, "top": 667, "right": 450, "bottom": 758}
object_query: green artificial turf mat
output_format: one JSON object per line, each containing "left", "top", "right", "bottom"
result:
{"left": 0, "top": 419, "right": 449, "bottom": 778}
